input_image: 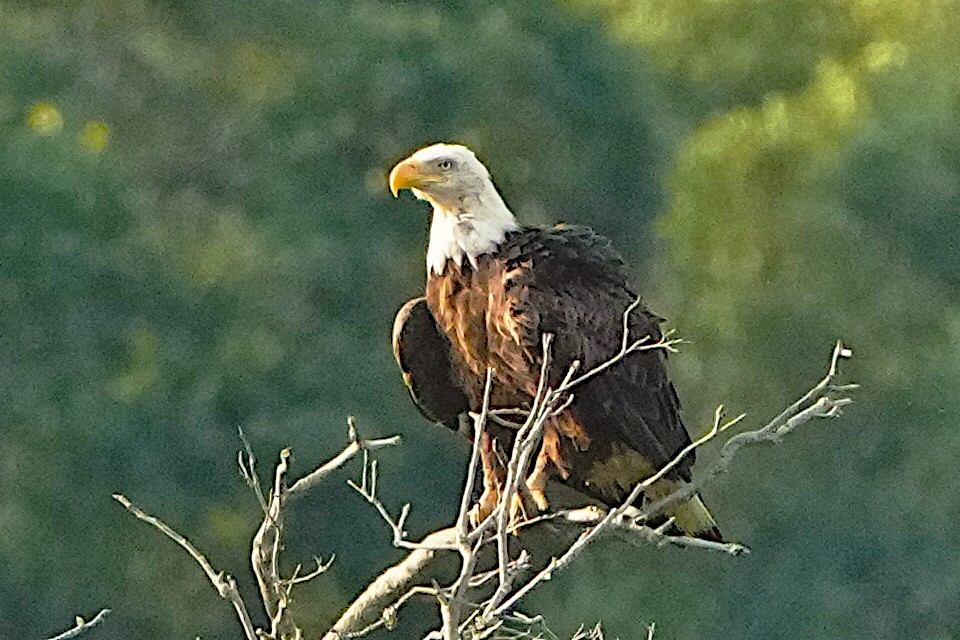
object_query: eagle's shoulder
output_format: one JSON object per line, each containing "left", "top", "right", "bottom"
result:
{"left": 497, "top": 224, "right": 631, "bottom": 291}
{"left": 486, "top": 224, "right": 655, "bottom": 366}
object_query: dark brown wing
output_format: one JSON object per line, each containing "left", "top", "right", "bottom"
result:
{"left": 489, "top": 226, "right": 695, "bottom": 482}
{"left": 393, "top": 297, "right": 470, "bottom": 431}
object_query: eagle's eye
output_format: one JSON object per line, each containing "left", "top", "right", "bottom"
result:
{"left": 438, "top": 159, "right": 453, "bottom": 170}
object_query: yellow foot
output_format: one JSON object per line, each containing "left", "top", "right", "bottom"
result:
{"left": 525, "top": 468, "right": 550, "bottom": 513}
{"left": 507, "top": 482, "right": 550, "bottom": 532}
{"left": 468, "top": 483, "right": 546, "bottom": 530}
{"left": 468, "top": 483, "right": 500, "bottom": 528}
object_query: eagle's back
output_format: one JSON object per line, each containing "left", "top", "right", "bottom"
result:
{"left": 425, "top": 224, "right": 693, "bottom": 476}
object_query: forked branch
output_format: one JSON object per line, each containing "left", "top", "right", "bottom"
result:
{"left": 332, "top": 320, "right": 854, "bottom": 640}
{"left": 112, "top": 494, "right": 259, "bottom": 640}
{"left": 115, "top": 419, "right": 400, "bottom": 640}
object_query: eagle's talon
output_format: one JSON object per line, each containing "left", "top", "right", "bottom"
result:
{"left": 525, "top": 465, "right": 551, "bottom": 513}
{"left": 510, "top": 491, "right": 538, "bottom": 528}
{"left": 468, "top": 482, "right": 544, "bottom": 531}
{"left": 468, "top": 483, "right": 500, "bottom": 528}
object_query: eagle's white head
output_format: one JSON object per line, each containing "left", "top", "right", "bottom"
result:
{"left": 389, "top": 143, "right": 519, "bottom": 275}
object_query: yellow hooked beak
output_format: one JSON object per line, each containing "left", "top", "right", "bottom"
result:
{"left": 389, "top": 158, "right": 435, "bottom": 197}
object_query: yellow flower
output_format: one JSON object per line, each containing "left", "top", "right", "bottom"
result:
{"left": 27, "top": 102, "right": 63, "bottom": 134}
{"left": 80, "top": 121, "right": 110, "bottom": 152}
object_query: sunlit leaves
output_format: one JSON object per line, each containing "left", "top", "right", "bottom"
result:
{"left": 860, "top": 40, "right": 907, "bottom": 72}
{"left": 80, "top": 121, "right": 110, "bottom": 152}
{"left": 566, "top": 0, "right": 866, "bottom": 104}
{"left": 27, "top": 102, "right": 63, "bottom": 134}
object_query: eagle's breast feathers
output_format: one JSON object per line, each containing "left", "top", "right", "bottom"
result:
{"left": 425, "top": 225, "right": 676, "bottom": 477}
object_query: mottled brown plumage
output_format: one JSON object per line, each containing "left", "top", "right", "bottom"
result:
{"left": 389, "top": 143, "right": 721, "bottom": 541}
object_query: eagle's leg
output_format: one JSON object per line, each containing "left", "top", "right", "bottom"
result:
{"left": 524, "top": 421, "right": 573, "bottom": 514}
{"left": 469, "top": 431, "right": 508, "bottom": 527}
{"left": 524, "top": 443, "right": 552, "bottom": 513}
{"left": 469, "top": 424, "right": 567, "bottom": 527}
{"left": 504, "top": 421, "right": 566, "bottom": 526}
{"left": 471, "top": 431, "right": 543, "bottom": 528}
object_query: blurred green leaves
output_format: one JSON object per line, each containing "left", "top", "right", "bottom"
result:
{"left": 567, "top": 0, "right": 866, "bottom": 106}
{"left": 108, "top": 325, "right": 162, "bottom": 402}
{"left": 2, "top": 0, "right": 960, "bottom": 639}
{"left": 0, "top": 1, "right": 666, "bottom": 639}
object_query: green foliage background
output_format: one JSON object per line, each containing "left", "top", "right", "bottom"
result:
{"left": 2, "top": 1, "right": 958, "bottom": 638}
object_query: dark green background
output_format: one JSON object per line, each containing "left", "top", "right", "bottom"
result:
{"left": 3, "top": 1, "right": 959, "bottom": 638}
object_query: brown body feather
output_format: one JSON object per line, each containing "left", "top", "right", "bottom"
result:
{"left": 395, "top": 225, "right": 721, "bottom": 541}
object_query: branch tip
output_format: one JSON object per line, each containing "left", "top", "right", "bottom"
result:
{"left": 45, "top": 609, "right": 112, "bottom": 640}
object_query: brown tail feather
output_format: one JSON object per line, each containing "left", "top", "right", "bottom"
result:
{"left": 694, "top": 525, "right": 724, "bottom": 543}
{"left": 668, "top": 492, "right": 723, "bottom": 541}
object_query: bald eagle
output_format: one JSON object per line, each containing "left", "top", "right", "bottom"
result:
{"left": 389, "top": 143, "right": 722, "bottom": 541}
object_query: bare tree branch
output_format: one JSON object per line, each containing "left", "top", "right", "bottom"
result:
{"left": 117, "top": 287, "right": 853, "bottom": 640}
{"left": 288, "top": 417, "right": 401, "bottom": 499}
{"left": 286, "top": 555, "right": 335, "bottom": 587}
{"left": 480, "top": 334, "right": 556, "bottom": 620}
{"left": 334, "top": 317, "right": 708, "bottom": 634}
{"left": 495, "top": 403, "right": 745, "bottom": 615}
{"left": 458, "top": 369, "right": 494, "bottom": 540}
{"left": 247, "top": 419, "right": 403, "bottom": 638}
{"left": 335, "top": 585, "right": 441, "bottom": 640}
{"left": 636, "top": 341, "right": 854, "bottom": 525}
{"left": 44, "top": 609, "right": 111, "bottom": 640}
{"left": 116, "top": 418, "right": 401, "bottom": 640}
{"left": 331, "top": 331, "right": 853, "bottom": 640}
{"left": 251, "top": 447, "right": 297, "bottom": 639}
{"left": 493, "top": 341, "right": 853, "bottom": 616}
{"left": 511, "top": 507, "right": 748, "bottom": 556}
{"left": 321, "top": 528, "right": 460, "bottom": 640}
{"left": 348, "top": 455, "right": 461, "bottom": 552}
{"left": 112, "top": 494, "right": 259, "bottom": 640}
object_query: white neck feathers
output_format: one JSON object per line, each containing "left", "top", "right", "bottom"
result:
{"left": 426, "top": 183, "right": 518, "bottom": 276}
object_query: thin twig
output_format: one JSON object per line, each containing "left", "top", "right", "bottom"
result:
{"left": 238, "top": 426, "right": 269, "bottom": 514}
{"left": 44, "top": 609, "right": 111, "bottom": 640}
{"left": 621, "top": 297, "right": 644, "bottom": 353}
{"left": 285, "top": 555, "right": 335, "bottom": 587}
{"left": 458, "top": 369, "right": 494, "bottom": 541}
{"left": 561, "top": 329, "right": 681, "bottom": 392}
{"left": 348, "top": 455, "right": 460, "bottom": 552}
{"left": 611, "top": 405, "right": 746, "bottom": 524}
{"left": 611, "top": 520, "right": 749, "bottom": 556}
{"left": 113, "top": 494, "right": 258, "bottom": 640}
{"left": 638, "top": 341, "right": 854, "bottom": 523}
{"left": 288, "top": 418, "right": 400, "bottom": 499}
